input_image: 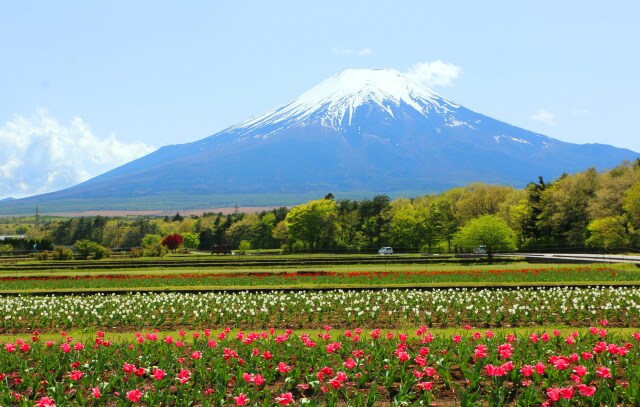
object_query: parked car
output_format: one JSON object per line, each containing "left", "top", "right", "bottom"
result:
{"left": 473, "top": 245, "right": 487, "bottom": 255}
{"left": 378, "top": 247, "right": 393, "bottom": 255}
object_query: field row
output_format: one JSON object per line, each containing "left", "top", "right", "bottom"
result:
{"left": 2, "top": 286, "right": 640, "bottom": 333}
{"left": 2, "top": 324, "right": 640, "bottom": 406}
{"left": 1, "top": 265, "right": 638, "bottom": 292}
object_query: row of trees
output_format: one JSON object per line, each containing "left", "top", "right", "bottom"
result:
{"left": 5, "top": 159, "right": 640, "bottom": 254}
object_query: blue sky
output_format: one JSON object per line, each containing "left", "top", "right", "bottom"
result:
{"left": 1, "top": 1, "right": 639, "bottom": 198}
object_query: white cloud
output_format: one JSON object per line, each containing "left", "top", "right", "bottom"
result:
{"left": 331, "top": 47, "right": 373, "bottom": 57}
{"left": 405, "top": 60, "right": 462, "bottom": 88}
{"left": 0, "top": 109, "right": 155, "bottom": 199}
{"left": 531, "top": 109, "right": 556, "bottom": 125}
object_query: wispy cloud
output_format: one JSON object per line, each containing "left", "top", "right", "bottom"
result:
{"left": 0, "top": 109, "right": 155, "bottom": 199}
{"left": 405, "top": 60, "right": 462, "bottom": 88}
{"left": 531, "top": 109, "right": 556, "bottom": 125}
{"left": 330, "top": 47, "right": 372, "bottom": 57}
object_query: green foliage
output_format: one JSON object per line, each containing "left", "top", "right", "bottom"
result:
{"left": 454, "top": 215, "right": 517, "bottom": 259}
{"left": 5, "top": 159, "right": 640, "bottom": 254}
{"left": 0, "top": 244, "right": 13, "bottom": 253}
{"left": 285, "top": 198, "right": 337, "bottom": 250}
{"left": 180, "top": 232, "right": 200, "bottom": 252}
{"left": 238, "top": 239, "right": 251, "bottom": 254}
{"left": 74, "top": 239, "right": 109, "bottom": 260}
{"left": 51, "top": 246, "right": 73, "bottom": 260}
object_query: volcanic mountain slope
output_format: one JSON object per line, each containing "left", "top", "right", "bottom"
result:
{"left": 2, "top": 68, "right": 638, "bottom": 213}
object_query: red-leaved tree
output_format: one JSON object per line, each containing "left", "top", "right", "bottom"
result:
{"left": 161, "top": 233, "right": 183, "bottom": 253}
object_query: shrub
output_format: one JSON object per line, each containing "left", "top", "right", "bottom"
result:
{"left": 73, "top": 240, "right": 109, "bottom": 260}
{"left": 129, "top": 247, "right": 144, "bottom": 258}
{"left": 36, "top": 251, "right": 50, "bottom": 260}
{"left": 144, "top": 243, "right": 168, "bottom": 257}
{"left": 51, "top": 246, "right": 73, "bottom": 260}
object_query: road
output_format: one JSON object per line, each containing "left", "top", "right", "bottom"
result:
{"left": 497, "top": 253, "right": 640, "bottom": 265}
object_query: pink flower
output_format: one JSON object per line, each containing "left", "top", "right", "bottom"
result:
{"left": 152, "top": 368, "right": 166, "bottom": 380}
{"left": 234, "top": 393, "right": 250, "bottom": 406}
{"left": 191, "top": 351, "right": 202, "bottom": 360}
{"left": 177, "top": 368, "right": 191, "bottom": 384}
{"left": 417, "top": 381, "right": 433, "bottom": 391}
{"left": 452, "top": 335, "right": 462, "bottom": 343}
{"left": 275, "top": 392, "right": 294, "bottom": 405}
{"left": 595, "top": 366, "right": 612, "bottom": 379}
{"left": 485, "top": 364, "right": 506, "bottom": 377}
{"left": 521, "top": 365, "right": 534, "bottom": 377}
{"left": 551, "top": 356, "right": 570, "bottom": 370}
{"left": 126, "top": 389, "right": 142, "bottom": 403}
{"left": 253, "top": 374, "right": 266, "bottom": 386}
{"left": 535, "top": 362, "right": 546, "bottom": 375}
{"left": 35, "top": 396, "right": 56, "bottom": 407}
{"left": 277, "top": 362, "right": 292, "bottom": 374}
{"left": 343, "top": 358, "right": 357, "bottom": 369}
{"left": 70, "top": 370, "right": 83, "bottom": 381}
{"left": 573, "top": 365, "right": 588, "bottom": 377}
{"left": 559, "top": 386, "right": 574, "bottom": 400}
{"left": 577, "top": 384, "right": 596, "bottom": 397}
{"left": 123, "top": 362, "right": 135, "bottom": 374}
{"left": 396, "top": 351, "right": 410, "bottom": 362}
{"left": 91, "top": 387, "right": 101, "bottom": 399}
{"left": 546, "top": 387, "right": 561, "bottom": 402}
{"left": 329, "top": 378, "right": 342, "bottom": 389}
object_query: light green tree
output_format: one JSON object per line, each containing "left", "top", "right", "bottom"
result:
{"left": 74, "top": 239, "right": 108, "bottom": 260}
{"left": 180, "top": 232, "right": 200, "bottom": 253}
{"left": 140, "top": 234, "right": 166, "bottom": 257}
{"left": 586, "top": 216, "right": 628, "bottom": 249}
{"left": 285, "top": 198, "right": 337, "bottom": 250}
{"left": 453, "top": 215, "right": 517, "bottom": 260}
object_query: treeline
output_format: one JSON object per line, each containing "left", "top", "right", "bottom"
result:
{"left": 4, "top": 159, "right": 640, "bottom": 254}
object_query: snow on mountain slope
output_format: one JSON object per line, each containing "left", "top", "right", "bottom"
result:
{"left": 230, "top": 68, "right": 461, "bottom": 134}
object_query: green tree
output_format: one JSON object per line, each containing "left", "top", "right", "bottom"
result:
{"left": 588, "top": 162, "right": 640, "bottom": 247}
{"left": 238, "top": 240, "right": 251, "bottom": 254}
{"left": 453, "top": 215, "right": 517, "bottom": 260}
{"left": 225, "top": 214, "right": 259, "bottom": 248}
{"left": 141, "top": 233, "right": 166, "bottom": 257}
{"left": 358, "top": 195, "right": 390, "bottom": 247}
{"left": 74, "top": 239, "right": 108, "bottom": 260}
{"left": 180, "top": 232, "right": 200, "bottom": 252}
{"left": 537, "top": 169, "right": 599, "bottom": 247}
{"left": 286, "top": 198, "right": 337, "bottom": 250}
{"left": 586, "top": 216, "right": 627, "bottom": 249}
{"left": 388, "top": 196, "right": 440, "bottom": 251}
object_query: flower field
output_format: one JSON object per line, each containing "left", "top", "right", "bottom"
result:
{"left": 1, "top": 265, "right": 639, "bottom": 292}
{"left": 3, "top": 261, "right": 640, "bottom": 405}
{"left": 2, "top": 324, "right": 640, "bottom": 406}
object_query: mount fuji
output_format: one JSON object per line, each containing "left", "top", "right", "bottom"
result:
{"left": 2, "top": 68, "right": 638, "bottom": 213}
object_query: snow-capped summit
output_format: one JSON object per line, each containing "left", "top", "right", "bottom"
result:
{"left": 2, "top": 68, "right": 637, "bottom": 213}
{"left": 233, "top": 68, "right": 458, "bottom": 133}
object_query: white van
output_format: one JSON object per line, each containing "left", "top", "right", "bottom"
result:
{"left": 378, "top": 247, "right": 393, "bottom": 255}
